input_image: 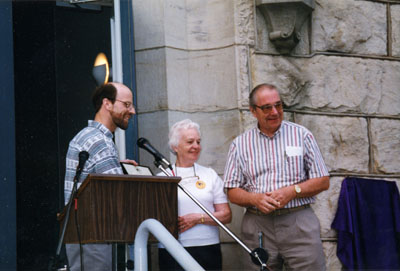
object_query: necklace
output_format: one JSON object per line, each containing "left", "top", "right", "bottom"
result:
{"left": 174, "top": 164, "right": 196, "bottom": 177}
{"left": 174, "top": 164, "right": 205, "bottom": 189}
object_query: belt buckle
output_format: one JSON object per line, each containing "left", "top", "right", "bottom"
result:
{"left": 272, "top": 208, "right": 288, "bottom": 216}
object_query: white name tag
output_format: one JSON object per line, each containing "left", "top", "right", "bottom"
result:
{"left": 286, "top": 146, "right": 303, "bottom": 156}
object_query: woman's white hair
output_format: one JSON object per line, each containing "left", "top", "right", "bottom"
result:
{"left": 168, "top": 119, "right": 201, "bottom": 155}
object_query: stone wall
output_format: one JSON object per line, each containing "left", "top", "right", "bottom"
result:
{"left": 132, "top": 0, "right": 400, "bottom": 270}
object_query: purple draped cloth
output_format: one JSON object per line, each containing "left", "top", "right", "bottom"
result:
{"left": 331, "top": 177, "right": 400, "bottom": 270}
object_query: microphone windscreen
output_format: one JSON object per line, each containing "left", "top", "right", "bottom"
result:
{"left": 137, "top": 137, "right": 147, "bottom": 148}
{"left": 79, "top": 151, "right": 89, "bottom": 162}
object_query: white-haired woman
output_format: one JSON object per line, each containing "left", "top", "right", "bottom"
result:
{"left": 158, "top": 119, "right": 232, "bottom": 271}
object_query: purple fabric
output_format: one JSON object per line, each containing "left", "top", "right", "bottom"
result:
{"left": 331, "top": 177, "right": 400, "bottom": 270}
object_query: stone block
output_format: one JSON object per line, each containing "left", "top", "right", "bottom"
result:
{"left": 221, "top": 242, "right": 244, "bottom": 270}
{"left": 132, "top": 0, "right": 167, "bottom": 50}
{"left": 234, "top": 0, "right": 256, "bottom": 46}
{"left": 313, "top": 177, "right": 343, "bottom": 238}
{"left": 137, "top": 111, "right": 171, "bottom": 173}
{"left": 164, "top": 0, "right": 188, "bottom": 49}
{"left": 295, "top": 114, "right": 369, "bottom": 173}
{"left": 236, "top": 45, "right": 251, "bottom": 108}
{"left": 391, "top": 5, "right": 400, "bottom": 57}
{"left": 220, "top": 203, "right": 245, "bottom": 243}
{"left": 313, "top": 0, "right": 387, "bottom": 55}
{"left": 133, "top": 0, "right": 235, "bottom": 50}
{"left": 136, "top": 47, "right": 239, "bottom": 113}
{"left": 186, "top": 0, "right": 235, "bottom": 50}
{"left": 251, "top": 54, "right": 310, "bottom": 107}
{"left": 135, "top": 49, "right": 168, "bottom": 113}
{"left": 370, "top": 119, "right": 400, "bottom": 174}
{"left": 252, "top": 54, "right": 400, "bottom": 115}
{"left": 166, "top": 47, "right": 238, "bottom": 112}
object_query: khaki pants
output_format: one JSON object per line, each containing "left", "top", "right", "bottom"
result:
{"left": 241, "top": 207, "right": 326, "bottom": 271}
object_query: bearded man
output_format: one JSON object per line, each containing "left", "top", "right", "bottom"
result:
{"left": 64, "top": 82, "right": 136, "bottom": 271}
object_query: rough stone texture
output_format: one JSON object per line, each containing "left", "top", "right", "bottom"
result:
{"left": 313, "top": 0, "right": 387, "bottom": 55}
{"left": 323, "top": 241, "right": 343, "bottom": 271}
{"left": 391, "top": 5, "right": 400, "bottom": 57}
{"left": 251, "top": 54, "right": 311, "bottom": 107}
{"left": 313, "top": 177, "right": 343, "bottom": 238}
{"left": 252, "top": 54, "right": 400, "bottom": 115}
{"left": 234, "top": 0, "right": 256, "bottom": 46}
{"left": 235, "top": 46, "right": 251, "bottom": 108}
{"left": 295, "top": 115, "right": 369, "bottom": 173}
{"left": 370, "top": 119, "right": 400, "bottom": 174}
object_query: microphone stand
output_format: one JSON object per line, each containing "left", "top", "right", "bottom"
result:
{"left": 156, "top": 162, "right": 269, "bottom": 270}
{"left": 48, "top": 167, "right": 84, "bottom": 271}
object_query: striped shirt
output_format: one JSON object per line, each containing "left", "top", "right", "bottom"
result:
{"left": 223, "top": 120, "right": 329, "bottom": 208}
{"left": 64, "top": 120, "right": 123, "bottom": 204}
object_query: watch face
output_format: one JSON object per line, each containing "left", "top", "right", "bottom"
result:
{"left": 295, "top": 185, "right": 301, "bottom": 193}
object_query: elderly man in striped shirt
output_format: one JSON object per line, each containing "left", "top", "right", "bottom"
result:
{"left": 223, "top": 83, "right": 330, "bottom": 270}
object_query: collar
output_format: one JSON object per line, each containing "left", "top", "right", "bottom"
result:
{"left": 88, "top": 120, "right": 114, "bottom": 139}
{"left": 256, "top": 121, "right": 284, "bottom": 138}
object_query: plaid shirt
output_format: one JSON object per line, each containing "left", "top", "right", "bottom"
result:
{"left": 64, "top": 120, "right": 123, "bottom": 204}
{"left": 223, "top": 120, "right": 329, "bottom": 208}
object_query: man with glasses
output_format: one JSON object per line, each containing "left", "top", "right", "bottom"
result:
{"left": 64, "top": 82, "right": 136, "bottom": 271}
{"left": 223, "top": 83, "right": 329, "bottom": 270}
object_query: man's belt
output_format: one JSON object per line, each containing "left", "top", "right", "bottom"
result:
{"left": 246, "top": 204, "right": 310, "bottom": 216}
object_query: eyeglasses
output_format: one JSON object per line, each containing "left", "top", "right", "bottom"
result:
{"left": 115, "top": 99, "right": 134, "bottom": 110}
{"left": 254, "top": 101, "right": 283, "bottom": 114}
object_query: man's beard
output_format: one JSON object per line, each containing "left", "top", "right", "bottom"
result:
{"left": 111, "top": 110, "right": 130, "bottom": 130}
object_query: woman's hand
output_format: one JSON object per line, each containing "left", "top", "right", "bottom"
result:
{"left": 178, "top": 214, "right": 201, "bottom": 233}
{"left": 178, "top": 203, "right": 232, "bottom": 233}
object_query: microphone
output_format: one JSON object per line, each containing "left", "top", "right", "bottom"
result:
{"left": 137, "top": 137, "right": 172, "bottom": 170}
{"left": 77, "top": 151, "right": 89, "bottom": 174}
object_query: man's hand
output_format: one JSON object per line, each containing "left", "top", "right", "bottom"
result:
{"left": 252, "top": 193, "right": 281, "bottom": 214}
{"left": 267, "top": 186, "right": 296, "bottom": 209}
{"left": 227, "top": 188, "right": 282, "bottom": 214}
{"left": 120, "top": 159, "right": 138, "bottom": 166}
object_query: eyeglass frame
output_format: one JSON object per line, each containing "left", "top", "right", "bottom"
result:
{"left": 115, "top": 99, "right": 134, "bottom": 110}
{"left": 253, "top": 101, "right": 283, "bottom": 114}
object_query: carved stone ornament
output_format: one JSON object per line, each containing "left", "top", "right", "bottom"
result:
{"left": 256, "top": 0, "right": 315, "bottom": 54}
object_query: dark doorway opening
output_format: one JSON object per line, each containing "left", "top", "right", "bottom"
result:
{"left": 13, "top": 2, "right": 112, "bottom": 269}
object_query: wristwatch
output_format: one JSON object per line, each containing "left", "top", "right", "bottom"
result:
{"left": 294, "top": 184, "right": 301, "bottom": 196}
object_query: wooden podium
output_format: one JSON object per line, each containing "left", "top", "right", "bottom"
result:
{"left": 59, "top": 173, "right": 180, "bottom": 244}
